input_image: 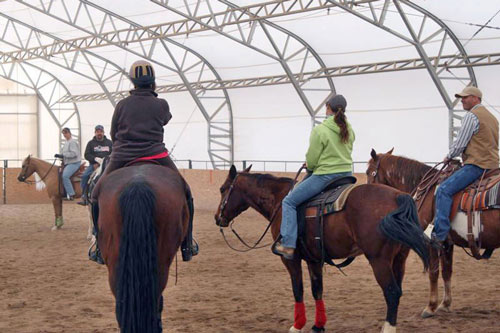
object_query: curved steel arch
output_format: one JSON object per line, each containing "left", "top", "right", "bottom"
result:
{"left": 326, "top": 0, "right": 477, "bottom": 145}
{"left": 16, "top": 0, "right": 234, "bottom": 169}
{"left": 152, "top": 0, "right": 336, "bottom": 126}
{"left": 0, "top": 56, "right": 81, "bottom": 152}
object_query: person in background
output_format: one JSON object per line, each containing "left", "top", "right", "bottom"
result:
{"left": 77, "top": 125, "right": 112, "bottom": 206}
{"left": 54, "top": 127, "right": 81, "bottom": 201}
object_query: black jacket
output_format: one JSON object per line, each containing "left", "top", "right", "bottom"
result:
{"left": 110, "top": 88, "right": 171, "bottom": 162}
{"left": 84, "top": 135, "right": 113, "bottom": 165}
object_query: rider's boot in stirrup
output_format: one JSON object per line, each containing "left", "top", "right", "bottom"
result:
{"left": 88, "top": 201, "right": 104, "bottom": 265}
{"left": 181, "top": 192, "right": 198, "bottom": 262}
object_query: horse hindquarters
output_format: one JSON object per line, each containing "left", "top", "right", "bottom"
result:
{"left": 116, "top": 180, "right": 161, "bottom": 333}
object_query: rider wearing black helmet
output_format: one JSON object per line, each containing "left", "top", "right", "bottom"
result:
{"left": 91, "top": 60, "right": 197, "bottom": 263}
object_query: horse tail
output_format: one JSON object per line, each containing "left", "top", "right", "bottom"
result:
{"left": 378, "top": 194, "right": 430, "bottom": 270}
{"left": 116, "top": 179, "right": 160, "bottom": 333}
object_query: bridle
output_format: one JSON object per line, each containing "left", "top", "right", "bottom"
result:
{"left": 368, "top": 157, "right": 382, "bottom": 183}
{"left": 19, "top": 158, "right": 57, "bottom": 185}
{"left": 218, "top": 165, "right": 305, "bottom": 252}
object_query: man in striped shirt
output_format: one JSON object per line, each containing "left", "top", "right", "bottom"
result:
{"left": 432, "top": 86, "right": 499, "bottom": 246}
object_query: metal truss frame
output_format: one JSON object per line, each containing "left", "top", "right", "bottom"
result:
{"left": 15, "top": 0, "right": 234, "bottom": 169}
{"left": 0, "top": 13, "right": 128, "bottom": 107}
{"left": 151, "top": 0, "right": 336, "bottom": 125}
{"left": 0, "top": 54, "right": 81, "bottom": 150}
{"left": 326, "top": 0, "right": 477, "bottom": 144}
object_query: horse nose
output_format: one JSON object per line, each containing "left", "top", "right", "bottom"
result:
{"left": 214, "top": 214, "right": 220, "bottom": 226}
{"left": 17, "top": 176, "right": 24, "bottom": 182}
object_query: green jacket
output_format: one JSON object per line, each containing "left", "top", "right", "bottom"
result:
{"left": 305, "top": 116, "right": 355, "bottom": 175}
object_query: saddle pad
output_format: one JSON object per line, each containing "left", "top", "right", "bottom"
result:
{"left": 459, "top": 181, "right": 500, "bottom": 212}
{"left": 305, "top": 183, "right": 360, "bottom": 215}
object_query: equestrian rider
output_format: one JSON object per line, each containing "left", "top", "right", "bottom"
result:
{"left": 54, "top": 127, "right": 81, "bottom": 201}
{"left": 91, "top": 59, "right": 198, "bottom": 263}
{"left": 431, "top": 86, "right": 499, "bottom": 247}
{"left": 77, "top": 125, "right": 112, "bottom": 206}
{"left": 274, "top": 94, "right": 355, "bottom": 259}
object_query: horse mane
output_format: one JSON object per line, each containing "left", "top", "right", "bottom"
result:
{"left": 245, "top": 172, "right": 294, "bottom": 188}
{"left": 383, "top": 154, "right": 433, "bottom": 190}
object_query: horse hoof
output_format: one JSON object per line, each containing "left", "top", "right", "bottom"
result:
{"left": 380, "top": 321, "right": 396, "bottom": 333}
{"left": 51, "top": 225, "right": 61, "bottom": 231}
{"left": 421, "top": 308, "right": 436, "bottom": 318}
{"left": 437, "top": 304, "right": 451, "bottom": 313}
{"left": 289, "top": 326, "right": 303, "bottom": 333}
{"left": 311, "top": 325, "right": 325, "bottom": 332}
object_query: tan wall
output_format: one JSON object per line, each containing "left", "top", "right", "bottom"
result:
{"left": 2, "top": 167, "right": 367, "bottom": 208}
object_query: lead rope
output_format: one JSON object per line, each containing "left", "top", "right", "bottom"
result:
{"left": 221, "top": 164, "right": 307, "bottom": 252}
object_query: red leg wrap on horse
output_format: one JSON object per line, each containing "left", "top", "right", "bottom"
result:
{"left": 315, "top": 299, "right": 327, "bottom": 328}
{"left": 294, "top": 302, "right": 307, "bottom": 329}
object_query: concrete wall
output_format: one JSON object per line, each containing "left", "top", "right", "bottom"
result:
{"left": 2, "top": 168, "right": 367, "bottom": 209}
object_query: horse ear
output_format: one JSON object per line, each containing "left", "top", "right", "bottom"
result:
{"left": 243, "top": 164, "right": 252, "bottom": 173}
{"left": 370, "top": 148, "right": 378, "bottom": 161}
{"left": 229, "top": 165, "right": 237, "bottom": 179}
{"left": 386, "top": 147, "right": 394, "bottom": 155}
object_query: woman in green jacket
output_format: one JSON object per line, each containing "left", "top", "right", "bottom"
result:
{"left": 274, "top": 94, "right": 355, "bottom": 259}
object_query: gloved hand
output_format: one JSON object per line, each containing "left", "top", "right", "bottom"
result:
{"left": 54, "top": 154, "right": 64, "bottom": 159}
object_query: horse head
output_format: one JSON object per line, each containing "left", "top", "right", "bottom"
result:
{"left": 214, "top": 164, "right": 252, "bottom": 227}
{"left": 366, "top": 148, "right": 393, "bottom": 185}
{"left": 17, "top": 155, "right": 35, "bottom": 182}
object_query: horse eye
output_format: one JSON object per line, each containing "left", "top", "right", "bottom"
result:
{"left": 371, "top": 171, "right": 377, "bottom": 177}
{"left": 220, "top": 188, "right": 224, "bottom": 194}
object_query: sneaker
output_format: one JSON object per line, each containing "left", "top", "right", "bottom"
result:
{"left": 272, "top": 242, "right": 295, "bottom": 260}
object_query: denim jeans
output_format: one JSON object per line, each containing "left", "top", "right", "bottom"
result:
{"left": 80, "top": 165, "right": 94, "bottom": 197}
{"left": 62, "top": 161, "right": 81, "bottom": 197}
{"left": 280, "top": 172, "right": 352, "bottom": 248}
{"left": 433, "top": 164, "right": 485, "bottom": 241}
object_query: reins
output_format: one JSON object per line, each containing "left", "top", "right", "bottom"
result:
{"left": 22, "top": 158, "right": 58, "bottom": 185}
{"left": 412, "top": 161, "right": 449, "bottom": 211}
{"left": 219, "top": 164, "right": 306, "bottom": 252}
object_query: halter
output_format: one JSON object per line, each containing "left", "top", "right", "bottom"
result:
{"left": 218, "top": 165, "right": 305, "bottom": 252}
{"left": 20, "top": 158, "right": 57, "bottom": 185}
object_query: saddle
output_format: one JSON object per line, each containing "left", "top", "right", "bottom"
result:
{"left": 58, "top": 162, "right": 86, "bottom": 196}
{"left": 446, "top": 167, "right": 500, "bottom": 260}
{"left": 296, "top": 176, "right": 359, "bottom": 268}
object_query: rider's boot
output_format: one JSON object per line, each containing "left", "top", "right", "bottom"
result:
{"left": 181, "top": 190, "right": 198, "bottom": 262}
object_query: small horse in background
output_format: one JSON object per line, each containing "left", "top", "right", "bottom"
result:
{"left": 95, "top": 163, "right": 189, "bottom": 332}
{"left": 366, "top": 149, "right": 500, "bottom": 318}
{"left": 215, "top": 165, "right": 429, "bottom": 333}
{"left": 17, "top": 155, "right": 83, "bottom": 229}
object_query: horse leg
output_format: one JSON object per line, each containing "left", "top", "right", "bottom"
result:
{"left": 392, "top": 247, "right": 410, "bottom": 291}
{"left": 157, "top": 295, "right": 164, "bottom": 332}
{"left": 284, "top": 258, "right": 307, "bottom": 333}
{"left": 421, "top": 247, "right": 440, "bottom": 318}
{"left": 437, "top": 244, "right": 454, "bottom": 313}
{"left": 51, "top": 196, "right": 63, "bottom": 230}
{"left": 306, "top": 262, "right": 326, "bottom": 332}
{"left": 368, "top": 256, "right": 401, "bottom": 333}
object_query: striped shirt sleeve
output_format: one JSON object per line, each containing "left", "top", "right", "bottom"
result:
{"left": 447, "top": 112, "right": 480, "bottom": 159}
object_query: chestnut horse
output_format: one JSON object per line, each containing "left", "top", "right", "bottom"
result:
{"left": 95, "top": 163, "right": 189, "bottom": 332}
{"left": 366, "top": 149, "right": 500, "bottom": 318}
{"left": 215, "top": 165, "right": 429, "bottom": 333}
{"left": 17, "top": 155, "right": 83, "bottom": 229}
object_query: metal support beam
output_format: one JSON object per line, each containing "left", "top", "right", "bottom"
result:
{"left": 15, "top": 0, "right": 234, "bottom": 169}
{"left": 0, "top": 56, "right": 81, "bottom": 150}
{"left": 326, "top": 0, "right": 477, "bottom": 145}
{"left": 60, "top": 51, "right": 499, "bottom": 103}
{"left": 151, "top": 0, "right": 335, "bottom": 125}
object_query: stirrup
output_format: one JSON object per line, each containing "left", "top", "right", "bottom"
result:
{"left": 88, "top": 241, "right": 104, "bottom": 265}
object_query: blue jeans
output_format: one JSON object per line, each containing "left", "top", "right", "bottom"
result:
{"left": 62, "top": 162, "right": 81, "bottom": 197}
{"left": 433, "top": 164, "right": 484, "bottom": 241}
{"left": 280, "top": 172, "right": 352, "bottom": 248}
{"left": 80, "top": 165, "right": 94, "bottom": 197}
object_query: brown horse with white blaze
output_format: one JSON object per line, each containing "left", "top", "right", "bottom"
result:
{"left": 215, "top": 165, "right": 430, "bottom": 333}
{"left": 17, "top": 155, "right": 83, "bottom": 229}
{"left": 366, "top": 148, "right": 500, "bottom": 318}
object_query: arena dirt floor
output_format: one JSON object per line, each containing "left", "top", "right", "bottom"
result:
{"left": 1, "top": 203, "right": 500, "bottom": 333}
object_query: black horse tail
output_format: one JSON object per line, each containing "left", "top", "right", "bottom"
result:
{"left": 116, "top": 179, "right": 160, "bottom": 333}
{"left": 379, "top": 194, "right": 430, "bottom": 270}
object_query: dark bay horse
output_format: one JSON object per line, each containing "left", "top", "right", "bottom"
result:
{"left": 96, "top": 163, "right": 189, "bottom": 332}
{"left": 17, "top": 155, "right": 83, "bottom": 229}
{"left": 366, "top": 149, "right": 500, "bottom": 318}
{"left": 215, "top": 165, "right": 429, "bottom": 333}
